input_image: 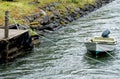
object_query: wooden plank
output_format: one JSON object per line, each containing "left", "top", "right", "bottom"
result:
{"left": 0, "top": 55, "right": 1, "bottom": 59}
{"left": 8, "top": 47, "right": 18, "bottom": 54}
{"left": 5, "top": 43, "right": 9, "bottom": 63}
{"left": 32, "top": 39, "right": 40, "bottom": 45}
{"left": 8, "top": 52, "right": 22, "bottom": 59}
{"left": 0, "top": 29, "right": 28, "bottom": 41}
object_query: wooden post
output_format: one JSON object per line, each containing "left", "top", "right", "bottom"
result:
{"left": 5, "top": 11, "right": 9, "bottom": 38}
{"left": 1, "top": 40, "right": 9, "bottom": 63}
{"left": 4, "top": 11, "right": 9, "bottom": 63}
{"left": 5, "top": 41, "right": 9, "bottom": 63}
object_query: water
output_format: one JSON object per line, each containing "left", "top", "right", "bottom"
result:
{"left": 1, "top": 0, "right": 120, "bottom": 79}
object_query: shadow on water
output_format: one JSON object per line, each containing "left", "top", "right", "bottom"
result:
{"left": 83, "top": 51, "right": 116, "bottom": 66}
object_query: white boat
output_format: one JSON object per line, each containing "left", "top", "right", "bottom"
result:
{"left": 85, "top": 37, "right": 116, "bottom": 54}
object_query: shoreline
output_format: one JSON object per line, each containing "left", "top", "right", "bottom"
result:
{"left": 25, "top": 0, "right": 115, "bottom": 34}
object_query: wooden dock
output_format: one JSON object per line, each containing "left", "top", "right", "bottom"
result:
{"left": 0, "top": 29, "right": 28, "bottom": 41}
{"left": 0, "top": 29, "right": 33, "bottom": 63}
{"left": 0, "top": 11, "right": 39, "bottom": 63}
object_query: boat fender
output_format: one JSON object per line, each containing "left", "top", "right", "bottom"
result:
{"left": 101, "top": 29, "right": 110, "bottom": 38}
{"left": 90, "top": 39, "right": 93, "bottom": 42}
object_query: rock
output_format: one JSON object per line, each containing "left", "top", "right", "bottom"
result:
{"left": 25, "top": 16, "right": 34, "bottom": 22}
{"left": 40, "top": 16, "right": 50, "bottom": 25}
{"left": 59, "top": 18, "right": 69, "bottom": 25}
{"left": 75, "top": 8, "right": 80, "bottom": 12}
{"left": 70, "top": 12, "right": 78, "bottom": 20}
{"left": 78, "top": 10, "right": 85, "bottom": 16}
{"left": 49, "top": 14, "right": 56, "bottom": 22}
{"left": 94, "top": 0, "right": 102, "bottom": 8}
{"left": 27, "top": 0, "right": 115, "bottom": 33}
{"left": 49, "top": 3, "right": 55, "bottom": 7}
{"left": 48, "top": 23, "right": 59, "bottom": 30}
{"left": 46, "top": 7, "right": 50, "bottom": 11}
{"left": 8, "top": 24, "right": 20, "bottom": 29}
{"left": 88, "top": 5, "right": 96, "bottom": 12}
{"left": 38, "top": 22, "right": 59, "bottom": 31}
{"left": 65, "top": 16, "right": 73, "bottom": 22}
{"left": 53, "top": 11, "right": 60, "bottom": 16}
{"left": 82, "top": 4, "right": 91, "bottom": 11}
{"left": 49, "top": 6, "right": 55, "bottom": 11}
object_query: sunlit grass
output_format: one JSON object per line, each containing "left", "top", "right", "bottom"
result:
{"left": 0, "top": 0, "right": 39, "bottom": 26}
{"left": 0, "top": 0, "right": 95, "bottom": 26}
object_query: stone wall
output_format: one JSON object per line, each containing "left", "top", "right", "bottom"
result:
{"left": 25, "top": 0, "right": 115, "bottom": 33}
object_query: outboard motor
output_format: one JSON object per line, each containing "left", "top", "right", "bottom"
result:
{"left": 101, "top": 29, "right": 110, "bottom": 38}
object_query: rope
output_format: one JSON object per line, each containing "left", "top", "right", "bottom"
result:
{"left": 98, "top": 45, "right": 120, "bottom": 65}
{"left": 98, "top": 44, "right": 117, "bottom": 60}
{"left": 37, "top": 35, "right": 120, "bottom": 72}
{"left": 39, "top": 35, "right": 57, "bottom": 45}
{"left": 2, "top": 12, "right": 30, "bottom": 30}
{"left": 85, "top": 55, "right": 106, "bottom": 65}
{"left": 8, "top": 15, "right": 20, "bottom": 30}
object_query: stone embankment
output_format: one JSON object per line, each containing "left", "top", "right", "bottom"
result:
{"left": 25, "top": 0, "right": 114, "bottom": 34}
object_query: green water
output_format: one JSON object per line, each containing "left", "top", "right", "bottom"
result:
{"left": 1, "top": 0, "right": 120, "bottom": 79}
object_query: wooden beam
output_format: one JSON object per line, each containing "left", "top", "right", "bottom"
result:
{"left": 5, "top": 11, "right": 9, "bottom": 38}
{"left": 5, "top": 42, "right": 9, "bottom": 63}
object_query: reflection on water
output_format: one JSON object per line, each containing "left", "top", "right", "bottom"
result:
{"left": 1, "top": 0, "right": 120, "bottom": 79}
{"left": 84, "top": 51, "right": 115, "bottom": 65}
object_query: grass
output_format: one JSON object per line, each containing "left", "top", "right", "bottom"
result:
{"left": 0, "top": 0, "right": 95, "bottom": 26}
{"left": 0, "top": 0, "right": 39, "bottom": 26}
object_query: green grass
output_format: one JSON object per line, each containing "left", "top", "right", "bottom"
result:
{"left": 0, "top": 0, "right": 39, "bottom": 25}
{"left": 0, "top": 0, "right": 95, "bottom": 26}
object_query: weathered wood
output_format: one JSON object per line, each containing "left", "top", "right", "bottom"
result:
{"left": 0, "top": 29, "right": 28, "bottom": 41}
{"left": 8, "top": 51, "right": 23, "bottom": 59}
{"left": 0, "top": 29, "right": 30, "bottom": 63}
{"left": 4, "top": 41, "right": 9, "bottom": 63}
{"left": 5, "top": 11, "right": 9, "bottom": 38}
{"left": 32, "top": 39, "right": 40, "bottom": 45}
{"left": 0, "top": 55, "right": 1, "bottom": 59}
{"left": 8, "top": 47, "right": 18, "bottom": 54}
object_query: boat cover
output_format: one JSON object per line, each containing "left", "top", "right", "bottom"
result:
{"left": 90, "top": 37, "right": 115, "bottom": 44}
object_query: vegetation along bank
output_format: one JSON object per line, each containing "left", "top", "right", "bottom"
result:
{"left": 0, "top": 0, "right": 115, "bottom": 63}
{"left": 0, "top": 0, "right": 115, "bottom": 39}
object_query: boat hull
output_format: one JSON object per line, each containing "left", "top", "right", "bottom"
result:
{"left": 85, "top": 42, "right": 115, "bottom": 52}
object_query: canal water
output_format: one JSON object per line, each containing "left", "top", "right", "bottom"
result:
{"left": 1, "top": 0, "right": 120, "bottom": 79}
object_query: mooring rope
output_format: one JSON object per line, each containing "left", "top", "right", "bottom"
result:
{"left": 85, "top": 43, "right": 120, "bottom": 66}
{"left": 98, "top": 45, "right": 120, "bottom": 65}
{"left": 7, "top": 15, "right": 20, "bottom": 30}
{"left": 84, "top": 55, "right": 107, "bottom": 65}
{"left": 37, "top": 34, "right": 120, "bottom": 70}
{"left": 39, "top": 35, "right": 115, "bottom": 64}
{"left": 39, "top": 35, "right": 108, "bottom": 65}
{"left": 39, "top": 35, "right": 57, "bottom": 45}
{"left": 98, "top": 45, "right": 117, "bottom": 60}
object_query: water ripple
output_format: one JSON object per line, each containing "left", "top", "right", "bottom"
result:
{"left": 1, "top": 0, "right": 120, "bottom": 79}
